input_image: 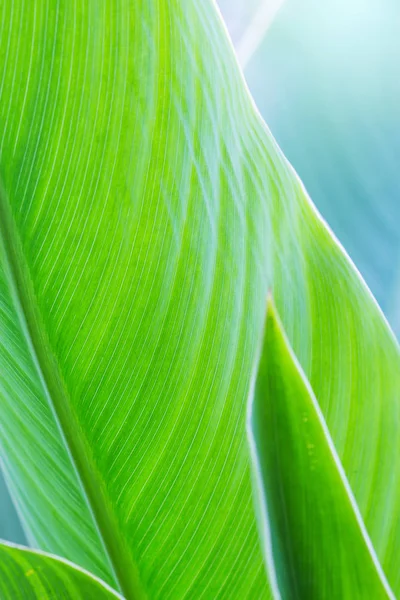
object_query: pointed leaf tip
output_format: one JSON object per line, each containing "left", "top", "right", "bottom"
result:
{"left": 248, "top": 300, "right": 395, "bottom": 600}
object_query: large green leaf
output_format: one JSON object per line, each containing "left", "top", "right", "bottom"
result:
{"left": 243, "top": 0, "right": 400, "bottom": 336}
{"left": 0, "top": 1, "right": 399, "bottom": 599}
{"left": 0, "top": 541, "right": 121, "bottom": 599}
{"left": 248, "top": 299, "right": 395, "bottom": 599}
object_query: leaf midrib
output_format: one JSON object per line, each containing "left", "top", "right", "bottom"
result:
{"left": 0, "top": 183, "right": 146, "bottom": 600}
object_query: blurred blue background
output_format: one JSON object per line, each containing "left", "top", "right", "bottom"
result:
{"left": 1, "top": 0, "right": 399, "bottom": 544}
{"left": 219, "top": 0, "right": 400, "bottom": 334}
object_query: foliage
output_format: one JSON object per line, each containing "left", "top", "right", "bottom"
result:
{"left": 0, "top": 541, "right": 121, "bottom": 599}
{"left": 248, "top": 300, "right": 395, "bottom": 599}
{"left": 0, "top": 0, "right": 398, "bottom": 598}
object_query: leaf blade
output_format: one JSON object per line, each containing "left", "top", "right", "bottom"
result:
{"left": 0, "top": 541, "right": 122, "bottom": 600}
{"left": 248, "top": 298, "right": 395, "bottom": 600}
{"left": 0, "top": 1, "right": 399, "bottom": 598}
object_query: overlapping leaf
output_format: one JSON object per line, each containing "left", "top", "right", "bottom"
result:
{"left": 0, "top": 541, "right": 121, "bottom": 599}
{"left": 0, "top": 1, "right": 399, "bottom": 598}
{"left": 248, "top": 300, "right": 395, "bottom": 599}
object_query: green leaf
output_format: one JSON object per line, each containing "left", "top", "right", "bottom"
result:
{"left": 0, "top": 1, "right": 399, "bottom": 599}
{"left": 0, "top": 541, "right": 122, "bottom": 599}
{"left": 248, "top": 299, "right": 395, "bottom": 599}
